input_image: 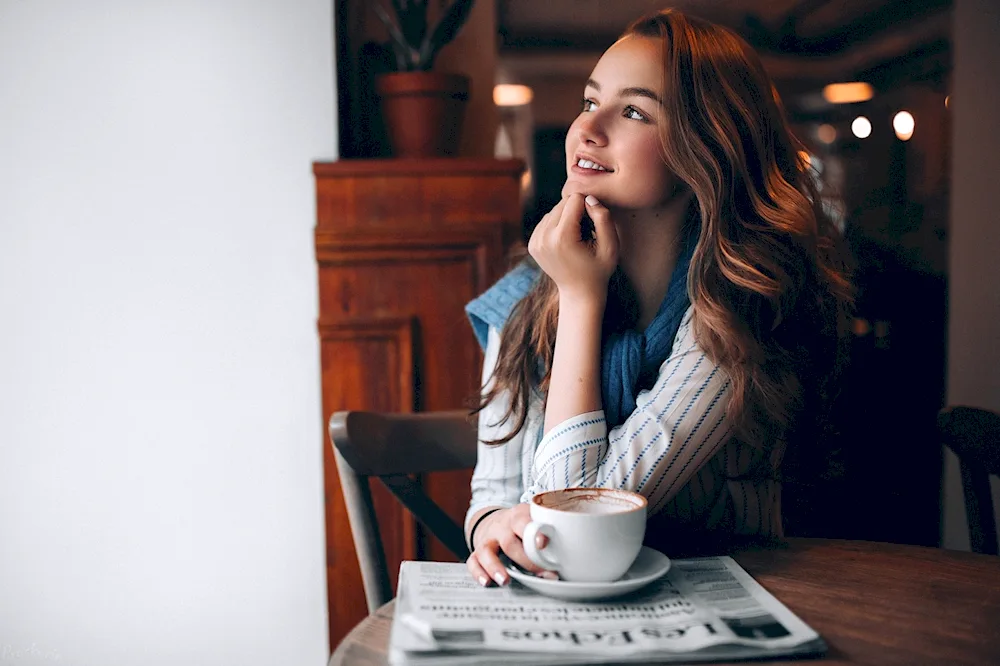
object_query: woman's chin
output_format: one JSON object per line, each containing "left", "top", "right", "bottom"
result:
{"left": 562, "top": 180, "right": 610, "bottom": 200}
{"left": 561, "top": 180, "right": 585, "bottom": 198}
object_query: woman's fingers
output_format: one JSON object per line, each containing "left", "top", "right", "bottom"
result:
{"left": 507, "top": 505, "right": 555, "bottom": 575}
{"left": 584, "top": 195, "right": 620, "bottom": 261}
{"left": 472, "top": 539, "right": 512, "bottom": 586}
{"left": 467, "top": 504, "right": 557, "bottom": 586}
{"left": 542, "top": 196, "right": 569, "bottom": 230}
{"left": 466, "top": 508, "right": 513, "bottom": 586}
{"left": 532, "top": 193, "right": 588, "bottom": 257}
{"left": 555, "top": 193, "right": 586, "bottom": 231}
{"left": 530, "top": 190, "right": 617, "bottom": 300}
{"left": 473, "top": 536, "right": 556, "bottom": 585}
{"left": 500, "top": 532, "right": 555, "bottom": 577}
{"left": 466, "top": 548, "right": 505, "bottom": 587}
{"left": 528, "top": 196, "right": 567, "bottom": 258}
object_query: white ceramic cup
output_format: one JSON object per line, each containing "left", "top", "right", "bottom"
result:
{"left": 522, "top": 487, "right": 647, "bottom": 582}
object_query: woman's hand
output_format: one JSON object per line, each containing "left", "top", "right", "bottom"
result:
{"left": 466, "top": 504, "right": 554, "bottom": 586}
{"left": 528, "top": 192, "right": 619, "bottom": 305}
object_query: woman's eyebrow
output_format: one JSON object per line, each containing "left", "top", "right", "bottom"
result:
{"left": 584, "top": 79, "right": 662, "bottom": 105}
{"left": 621, "top": 86, "right": 663, "bottom": 105}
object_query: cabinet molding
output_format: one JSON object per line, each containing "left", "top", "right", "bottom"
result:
{"left": 314, "top": 158, "right": 523, "bottom": 650}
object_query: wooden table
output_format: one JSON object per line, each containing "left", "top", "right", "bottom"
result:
{"left": 329, "top": 538, "right": 1000, "bottom": 665}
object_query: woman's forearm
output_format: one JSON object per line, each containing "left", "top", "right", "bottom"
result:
{"left": 543, "top": 294, "right": 605, "bottom": 434}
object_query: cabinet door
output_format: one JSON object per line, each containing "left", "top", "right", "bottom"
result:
{"left": 317, "top": 225, "right": 504, "bottom": 645}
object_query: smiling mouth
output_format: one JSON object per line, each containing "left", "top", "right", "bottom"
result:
{"left": 574, "top": 157, "right": 613, "bottom": 173}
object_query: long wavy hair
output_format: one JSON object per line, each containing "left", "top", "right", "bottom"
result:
{"left": 476, "top": 9, "right": 853, "bottom": 455}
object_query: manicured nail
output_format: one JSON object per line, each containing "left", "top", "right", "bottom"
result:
{"left": 535, "top": 534, "right": 547, "bottom": 549}
{"left": 479, "top": 576, "right": 489, "bottom": 587}
{"left": 493, "top": 572, "right": 507, "bottom": 585}
{"left": 585, "top": 195, "right": 599, "bottom": 206}
{"left": 539, "top": 571, "right": 559, "bottom": 580}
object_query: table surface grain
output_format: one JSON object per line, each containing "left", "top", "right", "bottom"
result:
{"left": 329, "top": 538, "right": 1000, "bottom": 666}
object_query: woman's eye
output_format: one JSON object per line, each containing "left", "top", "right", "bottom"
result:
{"left": 624, "top": 106, "right": 648, "bottom": 122}
{"left": 581, "top": 98, "right": 597, "bottom": 112}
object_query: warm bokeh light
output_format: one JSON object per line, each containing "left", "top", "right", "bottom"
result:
{"left": 493, "top": 84, "right": 533, "bottom": 107}
{"left": 945, "top": 95, "right": 950, "bottom": 109}
{"left": 852, "top": 116, "right": 872, "bottom": 139}
{"left": 823, "top": 82, "right": 875, "bottom": 104}
{"left": 893, "top": 111, "right": 915, "bottom": 141}
{"left": 817, "top": 123, "right": 837, "bottom": 144}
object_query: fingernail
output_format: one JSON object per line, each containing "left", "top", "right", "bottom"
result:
{"left": 493, "top": 572, "right": 507, "bottom": 585}
{"left": 479, "top": 576, "right": 489, "bottom": 587}
{"left": 585, "top": 195, "right": 599, "bottom": 206}
{"left": 535, "top": 534, "right": 546, "bottom": 549}
{"left": 539, "top": 571, "right": 560, "bottom": 580}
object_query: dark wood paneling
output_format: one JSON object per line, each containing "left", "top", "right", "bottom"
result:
{"left": 315, "top": 158, "right": 524, "bottom": 650}
{"left": 319, "top": 316, "right": 415, "bottom": 644}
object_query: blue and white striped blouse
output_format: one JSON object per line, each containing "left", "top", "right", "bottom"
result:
{"left": 465, "top": 307, "right": 784, "bottom": 542}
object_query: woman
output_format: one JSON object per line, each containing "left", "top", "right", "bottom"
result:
{"left": 463, "top": 8, "right": 852, "bottom": 588}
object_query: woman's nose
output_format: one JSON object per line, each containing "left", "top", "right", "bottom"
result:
{"left": 577, "top": 113, "right": 608, "bottom": 146}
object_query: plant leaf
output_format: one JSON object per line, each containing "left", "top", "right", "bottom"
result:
{"left": 391, "top": 0, "right": 426, "bottom": 49}
{"left": 373, "top": 1, "right": 415, "bottom": 70}
{"left": 419, "top": 0, "right": 476, "bottom": 69}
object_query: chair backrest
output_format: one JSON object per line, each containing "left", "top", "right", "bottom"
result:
{"left": 329, "top": 410, "right": 479, "bottom": 612}
{"left": 938, "top": 406, "right": 1000, "bottom": 555}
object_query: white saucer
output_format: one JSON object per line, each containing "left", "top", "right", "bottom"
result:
{"left": 505, "top": 546, "right": 671, "bottom": 601}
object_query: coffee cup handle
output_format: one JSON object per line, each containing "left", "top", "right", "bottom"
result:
{"left": 522, "top": 521, "right": 559, "bottom": 571}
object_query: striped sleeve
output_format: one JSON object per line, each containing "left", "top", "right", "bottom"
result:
{"left": 527, "top": 311, "right": 733, "bottom": 514}
{"left": 465, "top": 327, "right": 525, "bottom": 536}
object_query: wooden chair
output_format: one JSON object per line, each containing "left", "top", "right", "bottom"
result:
{"left": 938, "top": 406, "right": 1000, "bottom": 555}
{"left": 329, "top": 410, "right": 479, "bottom": 612}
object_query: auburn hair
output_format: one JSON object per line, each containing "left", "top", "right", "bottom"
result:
{"left": 475, "top": 9, "right": 853, "bottom": 454}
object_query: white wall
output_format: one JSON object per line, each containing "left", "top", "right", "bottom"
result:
{"left": 0, "top": 1, "right": 334, "bottom": 664}
{"left": 942, "top": 0, "right": 1000, "bottom": 551}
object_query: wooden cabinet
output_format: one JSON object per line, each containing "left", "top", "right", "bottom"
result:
{"left": 313, "top": 158, "right": 525, "bottom": 649}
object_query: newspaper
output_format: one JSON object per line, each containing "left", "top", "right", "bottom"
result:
{"left": 388, "top": 556, "right": 826, "bottom": 665}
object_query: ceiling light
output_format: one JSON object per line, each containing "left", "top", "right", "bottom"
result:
{"left": 823, "top": 82, "right": 874, "bottom": 104}
{"left": 493, "top": 84, "right": 533, "bottom": 107}
{"left": 893, "top": 111, "right": 915, "bottom": 141}
{"left": 852, "top": 116, "right": 872, "bottom": 139}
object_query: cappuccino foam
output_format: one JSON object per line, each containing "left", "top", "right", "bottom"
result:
{"left": 546, "top": 493, "right": 640, "bottom": 514}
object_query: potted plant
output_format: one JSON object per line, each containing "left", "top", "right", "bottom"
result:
{"left": 373, "top": 0, "right": 477, "bottom": 157}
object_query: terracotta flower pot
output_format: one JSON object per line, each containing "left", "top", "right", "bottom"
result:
{"left": 376, "top": 72, "right": 470, "bottom": 157}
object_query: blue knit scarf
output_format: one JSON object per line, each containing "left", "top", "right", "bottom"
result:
{"left": 466, "top": 225, "right": 697, "bottom": 429}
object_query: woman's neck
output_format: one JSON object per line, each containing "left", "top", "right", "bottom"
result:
{"left": 613, "top": 191, "right": 694, "bottom": 330}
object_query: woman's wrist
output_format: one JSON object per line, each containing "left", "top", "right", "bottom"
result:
{"left": 468, "top": 507, "right": 504, "bottom": 550}
{"left": 557, "top": 290, "right": 606, "bottom": 321}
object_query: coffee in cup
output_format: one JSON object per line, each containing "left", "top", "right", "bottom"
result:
{"left": 522, "top": 487, "right": 647, "bottom": 582}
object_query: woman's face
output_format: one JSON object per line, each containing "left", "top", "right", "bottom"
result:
{"left": 563, "top": 35, "right": 681, "bottom": 210}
